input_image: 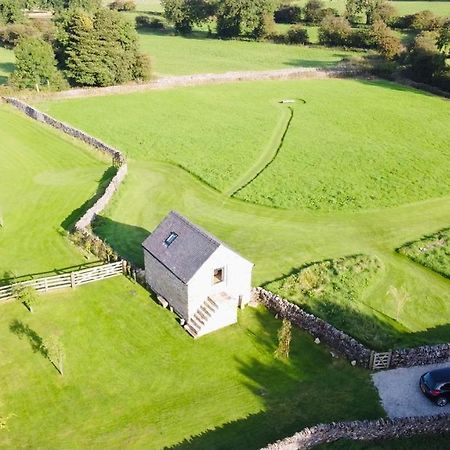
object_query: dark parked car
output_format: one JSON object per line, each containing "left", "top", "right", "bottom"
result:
{"left": 420, "top": 367, "right": 450, "bottom": 407}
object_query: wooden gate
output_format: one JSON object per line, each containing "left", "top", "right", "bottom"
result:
{"left": 370, "top": 351, "right": 392, "bottom": 370}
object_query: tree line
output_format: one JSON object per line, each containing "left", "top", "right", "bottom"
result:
{"left": 158, "top": 0, "right": 449, "bottom": 91}
{"left": 0, "top": 0, "right": 150, "bottom": 89}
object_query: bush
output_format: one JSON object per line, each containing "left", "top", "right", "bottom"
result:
{"left": 410, "top": 10, "right": 442, "bottom": 31}
{"left": 318, "top": 15, "right": 352, "bottom": 46}
{"left": 109, "top": 0, "right": 136, "bottom": 11}
{"left": 390, "top": 14, "right": 414, "bottom": 30}
{"left": 373, "top": 1, "right": 397, "bottom": 24}
{"left": 0, "top": 20, "right": 55, "bottom": 48}
{"left": 407, "top": 31, "right": 446, "bottom": 83}
{"left": 274, "top": 4, "right": 302, "bottom": 24}
{"left": 304, "top": 0, "right": 325, "bottom": 24}
{"left": 135, "top": 15, "right": 165, "bottom": 30}
{"left": 348, "top": 28, "right": 373, "bottom": 48}
{"left": 285, "top": 25, "right": 309, "bottom": 44}
{"left": 0, "top": 0, "right": 23, "bottom": 24}
{"left": 370, "top": 20, "right": 403, "bottom": 59}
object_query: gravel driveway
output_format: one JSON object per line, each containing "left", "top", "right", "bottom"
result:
{"left": 372, "top": 362, "right": 450, "bottom": 418}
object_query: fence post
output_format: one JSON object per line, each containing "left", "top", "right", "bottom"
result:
{"left": 122, "top": 260, "right": 127, "bottom": 275}
{"left": 70, "top": 272, "right": 75, "bottom": 288}
{"left": 44, "top": 277, "right": 48, "bottom": 292}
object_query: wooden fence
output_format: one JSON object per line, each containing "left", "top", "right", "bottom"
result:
{"left": 0, "top": 261, "right": 125, "bottom": 302}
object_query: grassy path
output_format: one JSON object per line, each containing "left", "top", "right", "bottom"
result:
{"left": 225, "top": 103, "right": 294, "bottom": 196}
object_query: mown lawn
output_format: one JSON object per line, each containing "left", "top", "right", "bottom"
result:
{"left": 38, "top": 79, "right": 450, "bottom": 211}
{"left": 0, "top": 104, "right": 108, "bottom": 279}
{"left": 0, "top": 46, "right": 14, "bottom": 85}
{"left": 0, "top": 276, "right": 383, "bottom": 449}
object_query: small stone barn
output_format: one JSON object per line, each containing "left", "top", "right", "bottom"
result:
{"left": 142, "top": 211, "right": 254, "bottom": 337}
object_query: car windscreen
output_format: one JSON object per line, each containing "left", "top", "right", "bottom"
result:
{"left": 423, "top": 372, "right": 437, "bottom": 389}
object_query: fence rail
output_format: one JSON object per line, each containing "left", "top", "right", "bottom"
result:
{"left": 0, "top": 261, "right": 125, "bottom": 302}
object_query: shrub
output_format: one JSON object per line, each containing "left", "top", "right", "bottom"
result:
{"left": 304, "top": 0, "right": 325, "bottom": 24}
{"left": 407, "top": 31, "right": 446, "bottom": 82}
{"left": 135, "top": 15, "right": 165, "bottom": 30}
{"left": 274, "top": 4, "right": 302, "bottom": 24}
{"left": 410, "top": 10, "right": 442, "bottom": 31}
{"left": 318, "top": 15, "right": 352, "bottom": 46}
{"left": 0, "top": 0, "right": 23, "bottom": 24}
{"left": 285, "top": 25, "right": 309, "bottom": 44}
{"left": 373, "top": 1, "right": 397, "bottom": 24}
{"left": 348, "top": 28, "right": 373, "bottom": 48}
{"left": 109, "top": 0, "right": 136, "bottom": 11}
{"left": 370, "top": 20, "right": 403, "bottom": 59}
{"left": 390, "top": 14, "right": 414, "bottom": 30}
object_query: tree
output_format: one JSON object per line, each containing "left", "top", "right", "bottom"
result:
{"left": 0, "top": 0, "right": 24, "bottom": 24}
{"left": 304, "top": 0, "right": 325, "bottom": 24}
{"left": 44, "top": 335, "right": 65, "bottom": 375}
{"left": 345, "top": 0, "right": 384, "bottom": 25}
{"left": 274, "top": 4, "right": 302, "bottom": 24}
{"left": 387, "top": 286, "right": 410, "bottom": 321}
{"left": 216, "top": 0, "right": 276, "bottom": 39}
{"left": 370, "top": 20, "right": 403, "bottom": 59}
{"left": 58, "top": 8, "right": 150, "bottom": 86}
{"left": 161, "top": 0, "right": 213, "bottom": 34}
{"left": 274, "top": 319, "right": 292, "bottom": 360}
{"left": 10, "top": 37, "right": 66, "bottom": 90}
{"left": 372, "top": 1, "right": 396, "bottom": 24}
{"left": 12, "top": 284, "right": 39, "bottom": 313}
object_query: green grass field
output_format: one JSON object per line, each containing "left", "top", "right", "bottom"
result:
{"left": 0, "top": 46, "right": 14, "bottom": 85}
{"left": 0, "top": 104, "right": 108, "bottom": 279}
{"left": 34, "top": 78, "right": 450, "bottom": 349}
{"left": 0, "top": 276, "right": 383, "bottom": 449}
{"left": 138, "top": 31, "right": 362, "bottom": 75}
{"left": 295, "top": 0, "right": 450, "bottom": 16}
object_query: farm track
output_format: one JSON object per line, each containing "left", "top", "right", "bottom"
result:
{"left": 30, "top": 66, "right": 359, "bottom": 100}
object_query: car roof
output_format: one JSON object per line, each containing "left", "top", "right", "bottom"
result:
{"left": 427, "top": 367, "right": 450, "bottom": 383}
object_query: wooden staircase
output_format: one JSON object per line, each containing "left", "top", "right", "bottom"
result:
{"left": 184, "top": 297, "right": 219, "bottom": 338}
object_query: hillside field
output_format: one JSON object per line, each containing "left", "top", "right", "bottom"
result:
{"left": 35, "top": 78, "right": 450, "bottom": 349}
{"left": 0, "top": 104, "right": 108, "bottom": 279}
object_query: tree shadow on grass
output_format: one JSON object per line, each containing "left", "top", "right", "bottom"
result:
{"left": 93, "top": 215, "right": 150, "bottom": 268}
{"left": 9, "top": 319, "right": 48, "bottom": 357}
{"left": 61, "top": 166, "right": 117, "bottom": 232}
{"left": 168, "top": 308, "right": 383, "bottom": 450}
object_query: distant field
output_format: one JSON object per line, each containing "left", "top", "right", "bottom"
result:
{"left": 295, "top": 0, "right": 450, "bottom": 15}
{"left": 35, "top": 78, "right": 450, "bottom": 349}
{"left": 134, "top": 0, "right": 450, "bottom": 16}
{"left": 0, "top": 276, "right": 383, "bottom": 449}
{"left": 0, "top": 104, "right": 108, "bottom": 278}
{"left": 0, "top": 46, "right": 14, "bottom": 85}
{"left": 138, "top": 32, "right": 362, "bottom": 75}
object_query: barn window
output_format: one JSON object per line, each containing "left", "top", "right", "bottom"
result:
{"left": 213, "top": 268, "right": 224, "bottom": 284}
{"left": 164, "top": 232, "right": 178, "bottom": 247}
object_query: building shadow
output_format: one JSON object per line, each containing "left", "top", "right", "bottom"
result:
{"left": 93, "top": 215, "right": 150, "bottom": 268}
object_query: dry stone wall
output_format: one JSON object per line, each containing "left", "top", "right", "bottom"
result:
{"left": 255, "top": 287, "right": 450, "bottom": 369}
{"left": 255, "top": 287, "right": 372, "bottom": 367}
{"left": 262, "top": 414, "right": 450, "bottom": 450}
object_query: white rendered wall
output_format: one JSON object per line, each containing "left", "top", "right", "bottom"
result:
{"left": 187, "top": 245, "right": 253, "bottom": 318}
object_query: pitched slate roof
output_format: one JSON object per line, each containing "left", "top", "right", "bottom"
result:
{"left": 142, "top": 211, "right": 222, "bottom": 284}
